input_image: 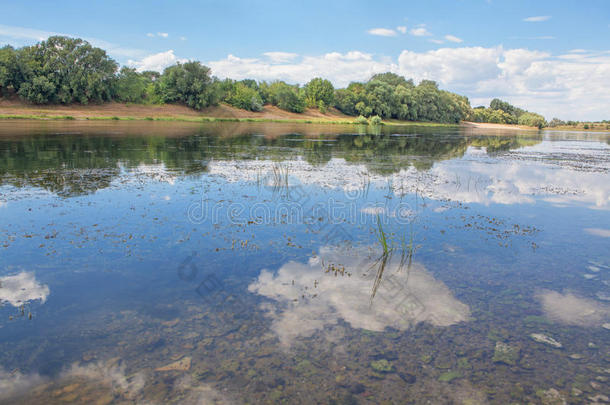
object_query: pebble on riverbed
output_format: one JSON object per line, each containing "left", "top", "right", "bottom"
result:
{"left": 530, "top": 333, "right": 562, "bottom": 348}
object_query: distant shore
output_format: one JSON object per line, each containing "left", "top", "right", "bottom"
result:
{"left": 0, "top": 100, "right": 451, "bottom": 126}
{"left": 0, "top": 100, "right": 484, "bottom": 128}
{"left": 2, "top": 100, "right": 588, "bottom": 132}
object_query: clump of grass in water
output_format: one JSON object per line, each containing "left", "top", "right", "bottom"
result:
{"left": 271, "top": 164, "right": 289, "bottom": 196}
{"left": 376, "top": 214, "right": 390, "bottom": 255}
{"left": 370, "top": 214, "right": 392, "bottom": 303}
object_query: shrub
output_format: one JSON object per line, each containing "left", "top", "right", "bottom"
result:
{"left": 355, "top": 115, "right": 368, "bottom": 125}
{"left": 369, "top": 115, "right": 382, "bottom": 125}
{"left": 318, "top": 100, "right": 327, "bottom": 113}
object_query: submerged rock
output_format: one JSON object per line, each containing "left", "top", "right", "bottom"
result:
{"left": 155, "top": 356, "right": 191, "bottom": 372}
{"left": 537, "top": 388, "right": 567, "bottom": 405}
{"left": 492, "top": 341, "right": 520, "bottom": 365}
{"left": 438, "top": 370, "right": 461, "bottom": 383}
{"left": 530, "top": 333, "right": 562, "bottom": 348}
{"left": 370, "top": 359, "right": 393, "bottom": 373}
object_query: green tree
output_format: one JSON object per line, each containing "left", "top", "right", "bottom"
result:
{"left": 263, "top": 81, "right": 305, "bottom": 112}
{"left": 304, "top": 77, "right": 334, "bottom": 108}
{"left": 518, "top": 112, "right": 547, "bottom": 129}
{"left": 114, "top": 67, "right": 152, "bottom": 103}
{"left": 156, "top": 61, "right": 218, "bottom": 109}
{"left": 226, "top": 82, "right": 263, "bottom": 111}
{"left": 0, "top": 46, "right": 20, "bottom": 96}
{"left": 16, "top": 36, "right": 118, "bottom": 104}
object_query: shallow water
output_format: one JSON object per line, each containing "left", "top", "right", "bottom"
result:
{"left": 0, "top": 121, "right": 608, "bottom": 404}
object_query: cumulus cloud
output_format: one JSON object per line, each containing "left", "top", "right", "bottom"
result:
{"left": 536, "top": 290, "right": 610, "bottom": 327}
{"left": 248, "top": 246, "right": 471, "bottom": 346}
{"left": 208, "top": 51, "right": 396, "bottom": 87}
{"left": 263, "top": 51, "right": 299, "bottom": 63}
{"left": 0, "top": 272, "right": 49, "bottom": 307}
{"left": 0, "top": 24, "right": 144, "bottom": 59}
{"left": 204, "top": 45, "right": 610, "bottom": 119}
{"left": 128, "top": 50, "right": 187, "bottom": 72}
{"left": 410, "top": 27, "right": 431, "bottom": 36}
{"left": 445, "top": 34, "right": 463, "bottom": 43}
{"left": 523, "top": 16, "right": 551, "bottom": 22}
{"left": 397, "top": 26, "right": 407, "bottom": 34}
{"left": 367, "top": 28, "right": 397, "bottom": 37}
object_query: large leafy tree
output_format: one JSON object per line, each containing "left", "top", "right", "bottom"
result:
{"left": 303, "top": 77, "right": 334, "bottom": 108}
{"left": 16, "top": 36, "right": 118, "bottom": 104}
{"left": 0, "top": 46, "right": 21, "bottom": 96}
{"left": 156, "top": 61, "right": 219, "bottom": 110}
{"left": 114, "top": 67, "right": 153, "bottom": 103}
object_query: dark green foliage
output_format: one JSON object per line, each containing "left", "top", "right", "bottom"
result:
{"left": 334, "top": 75, "right": 469, "bottom": 124}
{"left": 114, "top": 67, "right": 153, "bottom": 103}
{"left": 259, "top": 81, "right": 305, "bottom": 112}
{"left": 156, "top": 61, "right": 218, "bottom": 110}
{"left": 225, "top": 82, "right": 263, "bottom": 111}
{"left": 16, "top": 36, "right": 118, "bottom": 104}
{"left": 0, "top": 46, "right": 21, "bottom": 96}
{"left": 0, "top": 37, "right": 550, "bottom": 124}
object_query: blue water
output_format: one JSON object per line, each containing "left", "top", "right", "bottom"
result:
{"left": 0, "top": 121, "right": 608, "bottom": 404}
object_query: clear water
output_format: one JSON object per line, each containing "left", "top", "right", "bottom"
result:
{"left": 0, "top": 121, "right": 608, "bottom": 404}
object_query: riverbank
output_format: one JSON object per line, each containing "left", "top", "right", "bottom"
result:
{"left": 0, "top": 100, "right": 459, "bottom": 127}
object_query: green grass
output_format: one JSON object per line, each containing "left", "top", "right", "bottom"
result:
{"left": 375, "top": 214, "right": 390, "bottom": 255}
{"left": 0, "top": 113, "right": 459, "bottom": 128}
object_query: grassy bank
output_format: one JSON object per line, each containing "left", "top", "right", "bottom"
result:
{"left": 0, "top": 100, "right": 461, "bottom": 127}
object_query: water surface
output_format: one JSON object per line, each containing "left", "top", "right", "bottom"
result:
{"left": 0, "top": 121, "right": 609, "bottom": 404}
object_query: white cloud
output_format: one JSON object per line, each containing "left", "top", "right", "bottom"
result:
{"left": 585, "top": 228, "right": 610, "bottom": 238}
{"left": 207, "top": 46, "right": 610, "bottom": 119}
{"left": 429, "top": 39, "right": 444, "bottom": 44}
{"left": 208, "top": 51, "right": 395, "bottom": 87}
{"left": 536, "top": 290, "right": 610, "bottom": 327}
{"left": 367, "top": 28, "right": 397, "bottom": 37}
{"left": 146, "top": 32, "right": 169, "bottom": 38}
{"left": 0, "top": 272, "right": 49, "bottom": 307}
{"left": 249, "top": 246, "right": 471, "bottom": 346}
{"left": 180, "top": 36, "right": 187, "bottom": 41}
{"left": 0, "top": 24, "right": 145, "bottom": 59}
{"left": 397, "top": 26, "right": 407, "bottom": 34}
{"left": 523, "top": 16, "right": 551, "bottom": 22}
{"left": 410, "top": 27, "right": 431, "bottom": 36}
{"left": 128, "top": 50, "right": 187, "bottom": 72}
{"left": 445, "top": 34, "right": 463, "bottom": 43}
{"left": 263, "top": 51, "right": 299, "bottom": 63}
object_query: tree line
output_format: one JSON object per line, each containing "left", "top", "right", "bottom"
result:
{"left": 1, "top": 36, "right": 548, "bottom": 126}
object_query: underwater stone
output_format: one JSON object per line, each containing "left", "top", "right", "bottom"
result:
{"left": 492, "top": 342, "right": 520, "bottom": 365}
{"left": 438, "top": 370, "right": 461, "bottom": 383}
{"left": 530, "top": 333, "right": 563, "bottom": 348}
{"left": 370, "top": 359, "right": 393, "bottom": 373}
{"left": 537, "top": 388, "right": 567, "bottom": 405}
{"left": 155, "top": 356, "right": 191, "bottom": 371}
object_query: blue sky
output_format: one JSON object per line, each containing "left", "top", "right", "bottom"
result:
{"left": 1, "top": 1, "right": 609, "bottom": 120}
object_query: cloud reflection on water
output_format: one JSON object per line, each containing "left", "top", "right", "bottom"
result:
{"left": 248, "top": 246, "right": 471, "bottom": 346}
{"left": 0, "top": 272, "right": 49, "bottom": 307}
{"left": 536, "top": 290, "right": 610, "bottom": 327}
